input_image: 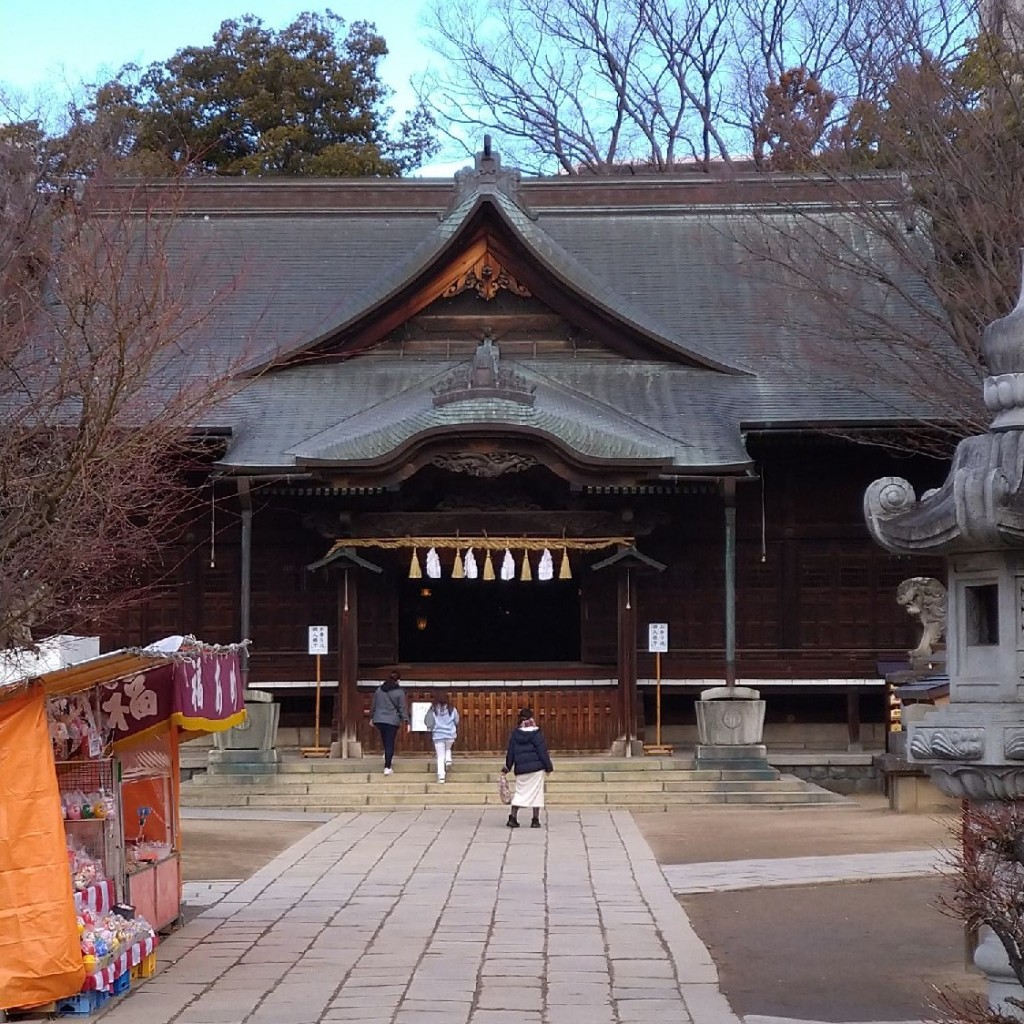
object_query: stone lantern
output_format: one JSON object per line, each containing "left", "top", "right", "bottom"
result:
{"left": 864, "top": 270, "right": 1024, "bottom": 1012}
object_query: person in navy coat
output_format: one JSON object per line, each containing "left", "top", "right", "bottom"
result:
{"left": 501, "top": 707, "right": 554, "bottom": 828}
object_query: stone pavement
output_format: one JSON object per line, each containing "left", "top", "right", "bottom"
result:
{"left": 98, "top": 809, "right": 734, "bottom": 1024}
{"left": 663, "top": 849, "right": 943, "bottom": 894}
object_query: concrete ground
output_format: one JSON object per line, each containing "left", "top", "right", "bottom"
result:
{"left": 181, "top": 810, "right": 327, "bottom": 883}
{"left": 143, "top": 795, "right": 989, "bottom": 1024}
{"left": 633, "top": 794, "right": 954, "bottom": 863}
{"left": 633, "top": 796, "right": 983, "bottom": 1021}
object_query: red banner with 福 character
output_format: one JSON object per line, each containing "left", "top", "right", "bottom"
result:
{"left": 101, "top": 650, "right": 246, "bottom": 749}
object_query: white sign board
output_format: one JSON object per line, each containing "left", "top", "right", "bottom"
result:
{"left": 410, "top": 701, "right": 432, "bottom": 733}
{"left": 307, "top": 626, "right": 329, "bottom": 655}
{"left": 648, "top": 622, "right": 669, "bottom": 654}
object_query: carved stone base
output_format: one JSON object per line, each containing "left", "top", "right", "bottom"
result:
{"left": 975, "top": 926, "right": 1024, "bottom": 1019}
{"left": 206, "top": 748, "right": 279, "bottom": 776}
{"left": 611, "top": 738, "right": 645, "bottom": 757}
{"left": 928, "top": 765, "right": 1024, "bottom": 800}
{"left": 329, "top": 739, "right": 364, "bottom": 759}
{"left": 694, "top": 743, "right": 777, "bottom": 778}
{"left": 695, "top": 692, "right": 765, "bottom": 746}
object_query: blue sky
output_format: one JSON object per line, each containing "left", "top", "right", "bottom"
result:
{"left": 0, "top": 0, "right": 468, "bottom": 175}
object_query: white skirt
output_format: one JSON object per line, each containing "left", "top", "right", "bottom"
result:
{"left": 513, "top": 770, "right": 546, "bottom": 808}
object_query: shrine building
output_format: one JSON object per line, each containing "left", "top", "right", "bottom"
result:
{"left": 102, "top": 148, "right": 952, "bottom": 756}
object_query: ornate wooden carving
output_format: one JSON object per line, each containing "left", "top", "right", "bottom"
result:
{"left": 431, "top": 341, "right": 537, "bottom": 407}
{"left": 440, "top": 250, "right": 532, "bottom": 302}
{"left": 430, "top": 452, "right": 538, "bottom": 477}
{"left": 347, "top": 510, "right": 626, "bottom": 538}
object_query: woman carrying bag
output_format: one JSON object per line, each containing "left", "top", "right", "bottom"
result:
{"left": 501, "top": 706, "right": 554, "bottom": 828}
{"left": 424, "top": 692, "right": 459, "bottom": 783}
{"left": 370, "top": 671, "right": 409, "bottom": 775}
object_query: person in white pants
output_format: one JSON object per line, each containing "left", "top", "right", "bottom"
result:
{"left": 424, "top": 693, "right": 460, "bottom": 783}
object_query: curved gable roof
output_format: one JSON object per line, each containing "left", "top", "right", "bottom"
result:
{"left": 285, "top": 357, "right": 734, "bottom": 469}
{"left": 241, "top": 185, "right": 750, "bottom": 377}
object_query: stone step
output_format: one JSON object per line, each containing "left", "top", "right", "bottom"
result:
{"left": 181, "top": 778, "right": 816, "bottom": 801}
{"left": 197, "top": 763, "right": 779, "bottom": 783}
{"left": 179, "top": 789, "right": 844, "bottom": 813}
{"left": 184, "top": 769, "right": 807, "bottom": 791}
{"left": 180, "top": 782, "right": 846, "bottom": 810}
{"left": 181, "top": 754, "right": 849, "bottom": 811}
{"left": 180, "top": 782, "right": 819, "bottom": 806}
{"left": 270, "top": 757, "right": 692, "bottom": 774}
{"left": 189, "top": 769, "right": 741, "bottom": 788}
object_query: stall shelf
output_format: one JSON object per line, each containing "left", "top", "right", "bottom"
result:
{"left": 120, "top": 738, "right": 181, "bottom": 932}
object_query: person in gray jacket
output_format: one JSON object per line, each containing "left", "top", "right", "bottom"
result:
{"left": 371, "top": 671, "right": 409, "bottom": 775}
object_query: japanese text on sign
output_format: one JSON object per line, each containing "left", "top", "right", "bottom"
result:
{"left": 648, "top": 622, "right": 669, "bottom": 653}
{"left": 308, "top": 626, "right": 329, "bottom": 655}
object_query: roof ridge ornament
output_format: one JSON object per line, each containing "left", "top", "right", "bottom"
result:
{"left": 431, "top": 335, "right": 537, "bottom": 408}
{"left": 453, "top": 135, "right": 522, "bottom": 200}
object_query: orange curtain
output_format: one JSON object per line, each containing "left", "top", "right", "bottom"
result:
{"left": 0, "top": 687, "right": 85, "bottom": 1009}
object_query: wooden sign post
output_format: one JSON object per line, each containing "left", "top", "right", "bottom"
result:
{"left": 302, "top": 625, "right": 330, "bottom": 757}
{"left": 644, "top": 622, "right": 674, "bottom": 756}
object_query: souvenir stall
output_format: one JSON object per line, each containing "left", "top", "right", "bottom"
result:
{"left": 0, "top": 637, "right": 246, "bottom": 1015}
{"left": 100, "top": 646, "right": 246, "bottom": 932}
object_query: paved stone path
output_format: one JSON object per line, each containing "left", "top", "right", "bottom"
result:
{"left": 181, "top": 881, "right": 244, "bottom": 910}
{"left": 98, "top": 810, "right": 736, "bottom": 1024}
{"left": 663, "top": 850, "right": 945, "bottom": 894}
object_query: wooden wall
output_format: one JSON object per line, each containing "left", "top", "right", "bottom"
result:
{"left": 358, "top": 687, "right": 618, "bottom": 754}
{"left": 98, "top": 437, "right": 948, "bottom": 688}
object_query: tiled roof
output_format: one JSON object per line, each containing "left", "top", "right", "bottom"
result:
{"left": 279, "top": 358, "right": 744, "bottom": 469}
{"left": 141, "top": 171, "right": 977, "bottom": 474}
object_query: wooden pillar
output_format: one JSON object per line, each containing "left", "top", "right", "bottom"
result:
{"left": 333, "top": 569, "right": 360, "bottom": 756}
{"left": 618, "top": 568, "right": 638, "bottom": 753}
{"left": 846, "top": 688, "right": 862, "bottom": 751}
{"left": 780, "top": 536, "right": 800, "bottom": 649}
{"left": 237, "top": 479, "right": 252, "bottom": 687}
{"left": 723, "top": 478, "right": 737, "bottom": 690}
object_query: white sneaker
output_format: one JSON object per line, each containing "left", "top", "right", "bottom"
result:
{"left": 445, "top": 760, "right": 453, "bottom": 768}
{"left": 383, "top": 767, "right": 392, "bottom": 775}
{"left": 437, "top": 778, "right": 445, "bottom": 784}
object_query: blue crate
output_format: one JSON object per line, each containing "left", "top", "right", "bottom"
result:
{"left": 56, "top": 989, "right": 110, "bottom": 1016}
{"left": 111, "top": 971, "right": 130, "bottom": 995}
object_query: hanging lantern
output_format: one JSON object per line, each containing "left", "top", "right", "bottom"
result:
{"left": 483, "top": 550, "right": 495, "bottom": 581}
{"left": 559, "top": 548, "right": 572, "bottom": 579}
{"left": 426, "top": 547, "right": 442, "bottom": 579}
{"left": 500, "top": 548, "right": 515, "bottom": 580}
{"left": 538, "top": 548, "right": 554, "bottom": 581}
{"left": 409, "top": 548, "right": 423, "bottom": 579}
{"left": 452, "top": 549, "right": 465, "bottom": 579}
{"left": 520, "top": 551, "right": 533, "bottom": 581}
{"left": 465, "top": 548, "right": 478, "bottom": 579}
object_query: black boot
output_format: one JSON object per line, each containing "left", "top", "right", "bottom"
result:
{"left": 531, "top": 812, "right": 542, "bottom": 828}
{"left": 507, "top": 809, "right": 520, "bottom": 828}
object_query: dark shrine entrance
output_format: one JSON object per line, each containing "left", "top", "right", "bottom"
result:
{"left": 398, "top": 578, "right": 581, "bottom": 662}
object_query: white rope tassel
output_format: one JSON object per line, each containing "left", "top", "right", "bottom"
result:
{"left": 500, "top": 548, "right": 515, "bottom": 580}
{"left": 426, "top": 547, "right": 442, "bottom": 579}
{"left": 538, "top": 548, "right": 554, "bottom": 581}
{"left": 464, "top": 548, "right": 478, "bottom": 579}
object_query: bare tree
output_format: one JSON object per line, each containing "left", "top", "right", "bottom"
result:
{"left": 419, "top": 0, "right": 735, "bottom": 173}
{"left": 0, "top": 142, "right": 244, "bottom": 648}
{"left": 421, "top": 0, "right": 976, "bottom": 172}
{"left": 932, "top": 801, "right": 1024, "bottom": 1023}
{"left": 727, "top": 0, "right": 976, "bottom": 155}
{"left": 730, "top": 10, "right": 1024, "bottom": 441}
{"left": 419, "top": 0, "right": 1022, "bottom": 445}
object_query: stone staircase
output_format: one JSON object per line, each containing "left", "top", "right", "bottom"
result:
{"left": 179, "top": 755, "right": 851, "bottom": 813}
